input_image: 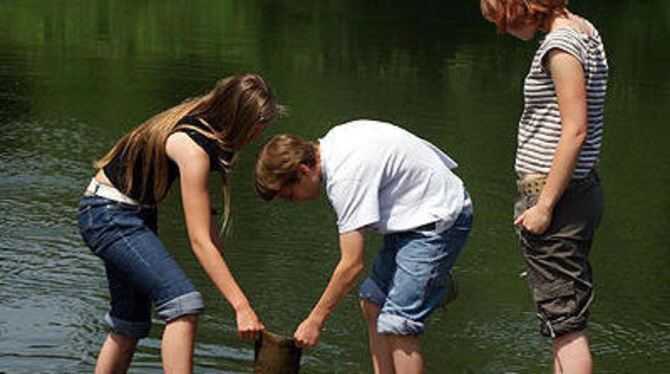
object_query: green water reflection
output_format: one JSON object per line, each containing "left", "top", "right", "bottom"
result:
{"left": 0, "top": 1, "right": 668, "bottom": 372}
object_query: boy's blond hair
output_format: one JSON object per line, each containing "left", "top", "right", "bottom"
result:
{"left": 254, "top": 134, "right": 316, "bottom": 201}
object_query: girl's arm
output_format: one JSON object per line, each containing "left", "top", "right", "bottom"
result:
{"left": 166, "top": 132, "right": 264, "bottom": 340}
{"left": 515, "top": 49, "right": 588, "bottom": 234}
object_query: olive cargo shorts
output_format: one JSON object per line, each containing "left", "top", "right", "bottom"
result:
{"left": 514, "top": 174, "right": 603, "bottom": 338}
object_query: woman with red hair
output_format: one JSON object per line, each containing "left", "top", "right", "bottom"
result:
{"left": 481, "top": 1, "right": 608, "bottom": 373}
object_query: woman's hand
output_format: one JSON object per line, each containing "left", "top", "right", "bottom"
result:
{"left": 293, "top": 317, "right": 323, "bottom": 347}
{"left": 236, "top": 305, "right": 265, "bottom": 340}
{"left": 515, "top": 203, "right": 552, "bottom": 235}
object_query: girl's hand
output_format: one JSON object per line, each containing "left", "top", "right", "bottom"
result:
{"left": 293, "top": 317, "right": 323, "bottom": 347}
{"left": 236, "top": 306, "right": 265, "bottom": 340}
{"left": 515, "top": 204, "right": 552, "bottom": 235}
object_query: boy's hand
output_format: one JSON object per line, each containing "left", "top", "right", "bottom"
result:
{"left": 236, "top": 306, "right": 265, "bottom": 340}
{"left": 293, "top": 317, "right": 323, "bottom": 347}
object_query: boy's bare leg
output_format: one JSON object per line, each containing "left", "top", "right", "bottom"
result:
{"left": 361, "top": 300, "right": 394, "bottom": 374}
{"left": 95, "top": 332, "right": 138, "bottom": 374}
{"left": 553, "top": 330, "right": 592, "bottom": 374}
{"left": 386, "top": 334, "right": 424, "bottom": 374}
{"left": 162, "top": 314, "right": 198, "bottom": 374}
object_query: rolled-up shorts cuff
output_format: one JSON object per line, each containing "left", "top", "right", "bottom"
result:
{"left": 377, "top": 314, "right": 425, "bottom": 335}
{"left": 359, "top": 278, "right": 426, "bottom": 335}
{"left": 541, "top": 316, "right": 588, "bottom": 338}
{"left": 359, "top": 277, "right": 386, "bottom": 306}
{"left": 104, "top": 312, "right": 151, "bottom": 339}
{"left": 156, "top": 291, "right": 204, "bottom": 322}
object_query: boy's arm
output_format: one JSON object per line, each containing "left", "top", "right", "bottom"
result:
{"left": 293, "top": 229, "right": 366, "bottom": 347}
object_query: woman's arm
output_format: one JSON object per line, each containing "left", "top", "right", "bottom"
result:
{"left": 515, "top": 49, "right": 588, "bottom": 234}
{"left": 166, "top": 132, "right": 264, "bottom": 339}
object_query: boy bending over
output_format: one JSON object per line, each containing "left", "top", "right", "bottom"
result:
{"left": 254, "top": 119, "right": 472, "bottom": 373}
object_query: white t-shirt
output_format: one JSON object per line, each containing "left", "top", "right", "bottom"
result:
{"left": 319, "top": 119, "right": 467, "bottom": 234}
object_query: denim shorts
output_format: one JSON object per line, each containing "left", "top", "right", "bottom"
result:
{"left": 77, "top": 195, "right": 204, "bottom": 339}
{"left": 359, "top": 209, "right": 473, "bottom": 335}
{"left": 514, "top": 174, "right": 603, "bottom": 338}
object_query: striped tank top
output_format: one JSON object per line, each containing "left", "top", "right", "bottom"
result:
{"left": 516, "top": 21, "right": 608, "bottom": 179}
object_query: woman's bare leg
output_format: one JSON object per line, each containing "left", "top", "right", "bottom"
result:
{"left": 95, "top": 332, "right": 138, "bottom": 374}
{"left": 553, "top": 330, "right": 592, "bottom": 374}
{"left": 162, "top": 314, "right": 198, "bottom": 374}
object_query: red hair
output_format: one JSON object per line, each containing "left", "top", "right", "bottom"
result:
{"left": 480, "top": 0, "right": 567, "bottom": 34}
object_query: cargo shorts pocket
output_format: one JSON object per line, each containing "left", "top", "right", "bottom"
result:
{"left": 533, "top": 280, "right": 576, "bottom": 324}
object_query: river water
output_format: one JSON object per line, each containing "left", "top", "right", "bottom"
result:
{"left": 1, "top": 1, "right": 668, "bottom": 373}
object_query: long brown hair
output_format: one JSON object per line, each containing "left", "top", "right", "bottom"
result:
{"left": 480, "top": 0, "right": 567, "bottom": 34}
{"left": 96, "top": 73, "right": 279, "bottom": 231}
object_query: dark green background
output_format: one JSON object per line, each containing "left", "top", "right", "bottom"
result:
{"left": 1, "top": 1, "right": 668, "bottom": 372}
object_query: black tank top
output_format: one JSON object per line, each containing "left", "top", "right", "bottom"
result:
{"left": 102, "top": 116, "right": 234, "bottom": 204}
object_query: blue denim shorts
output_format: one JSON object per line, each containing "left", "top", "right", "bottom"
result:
{"left": 77, "top": 195, "right": 204, "bottom": 339}
{"left": 359, "top": 210, "right": 472, "bottom": 335}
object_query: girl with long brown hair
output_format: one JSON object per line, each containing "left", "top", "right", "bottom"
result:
{"left": 481, "top": 1, "right": 608, "bottom": 373}
{"left": 77, "top": 73, "right": 279, "bottom": 373}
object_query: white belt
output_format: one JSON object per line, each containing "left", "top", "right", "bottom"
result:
{"left": 86, "top": 178, "right": 140, "bottom": 206}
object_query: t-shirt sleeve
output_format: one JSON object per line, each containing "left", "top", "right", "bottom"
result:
{"left": 540, "top": 30, "right": 587, "bottom": 72}
{"left": 328, "top": 177, "right": 380, "bottom": 234}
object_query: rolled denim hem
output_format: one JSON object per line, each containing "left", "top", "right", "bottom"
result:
{"left": 359, "top": 277, "right": 386, "bottom": 306}
{"left": 377, "top": 313, "right": 425, "bottom": 335}
{"left": 104, "top": 312, "right": 151, "bottom": 339}
{"left": 156, "top": 291, "right": 204, "bottom": 322}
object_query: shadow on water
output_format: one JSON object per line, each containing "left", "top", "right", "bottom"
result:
{"left": 0, "top": 0, "right": 669, "bottom": 373}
